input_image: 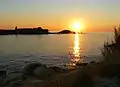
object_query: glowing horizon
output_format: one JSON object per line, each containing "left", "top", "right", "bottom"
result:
{"left": 0, "top": 0, "right": 120, "bottom": 32}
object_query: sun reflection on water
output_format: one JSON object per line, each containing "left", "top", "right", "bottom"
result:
{"left": 74, "top": 33, "right": 80, "bottom": 58}
{"left": 69, "top": 33, "right": 83, "bottom": 67}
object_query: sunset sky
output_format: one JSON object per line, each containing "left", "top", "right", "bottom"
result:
{"left": 0, "top": 0, "right": 120, "bottom": 32}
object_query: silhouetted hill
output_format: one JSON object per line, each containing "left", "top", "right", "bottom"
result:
{"left": 57, "top": 30, "right": 75, "bottom": 34}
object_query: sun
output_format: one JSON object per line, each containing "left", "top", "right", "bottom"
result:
{"left": 72, "top": 22, "right": 81, "bottom": 32}
{"left": 70, "top": 21, "right": 84, "bottom": 32}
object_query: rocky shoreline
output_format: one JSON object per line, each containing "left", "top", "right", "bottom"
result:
{"left": 1, "top": 57, "right": 120, "bottom": 87}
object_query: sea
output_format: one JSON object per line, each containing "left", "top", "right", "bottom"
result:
{"left": 0, "top": 32, "right": 114, "bottom": 73}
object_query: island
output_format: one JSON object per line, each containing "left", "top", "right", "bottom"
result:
{"left": 0, "top": 27, "right": 77, "bottom": 35}
{"left": 57, "top": 30, "right": 75, "bottom": 34}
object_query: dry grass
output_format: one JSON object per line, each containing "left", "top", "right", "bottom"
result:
{"left": 101, "top": 25, "right": 120, "bottom": 64}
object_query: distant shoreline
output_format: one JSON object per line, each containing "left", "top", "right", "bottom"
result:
{"left": 0, "top": 27, "right": 77, "bottom": 35}
{"left": 0, "top": 32, "right": 77, "bottom": 35}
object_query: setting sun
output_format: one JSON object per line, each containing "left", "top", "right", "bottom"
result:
{"left": 69, "top": 21, "right": 84, "bottom": 32}
{"left": 72, "top": 22, "right": 81, "bottom": 32}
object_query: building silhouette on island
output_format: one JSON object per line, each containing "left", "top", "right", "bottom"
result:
{"left": 15, "top": 26, "right": 49, "bottom": 34}
{"left": 0, "top": 26, "right": 49, "bottom": 35}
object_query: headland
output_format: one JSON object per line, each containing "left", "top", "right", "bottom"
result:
{"left": 0, "top": 26, "right": 76, "bottom": 35}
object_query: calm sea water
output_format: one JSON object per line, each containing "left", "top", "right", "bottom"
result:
{"left": 0, "top": 32, "right": 113, "bottom": 72}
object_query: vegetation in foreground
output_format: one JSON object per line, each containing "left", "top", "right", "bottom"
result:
{"left": 101, "top": 25, "right": 120, "bottom": 64}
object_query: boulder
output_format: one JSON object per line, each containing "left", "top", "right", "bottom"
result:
{"left": 22, "top": 63, "right": 68, "bottom": 80}
{"left": 22, "top": 63, "right": 47, "bottom": 76}
{"left": 2, "top": 73, "right": 23, "bottom": 87}
{"left": 50, "top": 66, "right": 67, "bottom": 73}
{"left": 34, "top": 67, "right": 55, "bottom": 80}
{"left": 34, "top": 66, "right": 67, "bottom": 79}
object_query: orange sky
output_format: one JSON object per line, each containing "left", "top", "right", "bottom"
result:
{"left": 0, "top": 0, "right": 120, "bottom": 32}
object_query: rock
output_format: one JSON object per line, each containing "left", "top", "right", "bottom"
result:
{"left": 83, "top": 63, "right": 88, "bottom": 66}
{"left": 90, "top": 61, "right": 95, "bottom": 64}
{"left": 76, "top": 63, "right": 83, "bottom": 66}
{"left": 22, "top": 63, "right": 61, "bottom": 80}
{"left": 76, "top": 63, "right": 88, "bottom": 66}
{"left": 2, "top": 73, "right": 23, "bottom": 87}
{"left": 33, "top": 67, "right": 55, "bottom": 80}
{"left": 0, "top": 70, "right": 6, "bottom": 77}
{"left": 72, "top": 74, "right": 94, "bottom": 87}
{"left": 28, "top": 79, "right": 43, "bottom": 83}
{"left": 101, "top": 64, "right": 120, "bottom": 77}
{"left": 0, "top": 70, "right": 7, "bottom": 86}
{"left": 22, "top": 63, "right": 47, "bottom": 76}
{"left": 50, "top": 66, "right": 67, "bottom": 73}
{"left": 22, "top": 63, "right": 68, "bottom": 80}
